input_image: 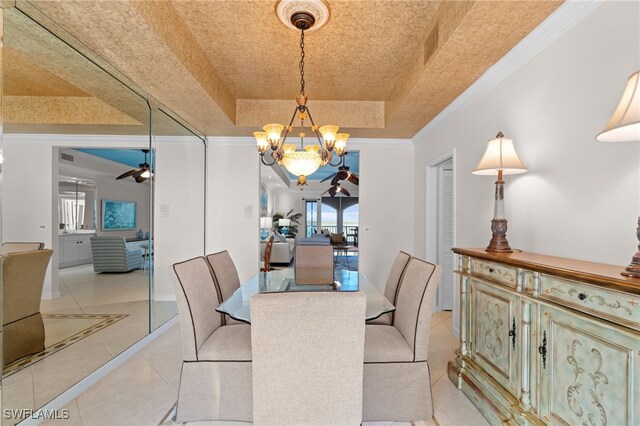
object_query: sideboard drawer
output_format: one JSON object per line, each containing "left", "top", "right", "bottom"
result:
{"left": 540, "top": 275, "right": 640, "bottom": 332}
{"left": 471, "top": 258, "right": 517, "bottom": 289}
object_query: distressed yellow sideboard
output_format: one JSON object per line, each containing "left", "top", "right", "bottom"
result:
{"left": 448, "top": 248, "right": 640, "bottom": 425}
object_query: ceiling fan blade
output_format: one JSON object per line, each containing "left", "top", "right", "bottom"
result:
{"left": 320, "top": 173, "right": 337, "bottom": 183}
{"left": 331, "top": 171, "right": 348, "bottom": 185}
{"left": 134, "top": 175, "right": 147, "bottom": 183}
{"left": 347, "top": 173, "right": 359, "bottom": 185}
{"left": 341, "top": 187, "right": 351, "bottom": 196}
{"left": 329, "top": 186, "right": 337, "bottom": 197}
{"left": 116, "top": 169, "right": 137, "bottom": 180}
{"left": 132, "top": 169, "right": 144, "bottom": 179}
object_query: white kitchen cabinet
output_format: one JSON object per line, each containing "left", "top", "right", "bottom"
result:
{"left": 59, "top": 233, "right": 94, "bottom": 268}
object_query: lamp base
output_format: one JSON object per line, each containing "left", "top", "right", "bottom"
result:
{"left": 486, "top": 219, "right": 513, "bottom": 253}
{"left": 621, "top": 216, "right": 640, "bottom": 278}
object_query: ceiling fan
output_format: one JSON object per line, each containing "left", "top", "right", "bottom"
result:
{"left": 320, "top": 154, "right": 359, "bottom": 186}
{"left": 322, "top": 182, "right": 351, "bottom": 198}
{"left": 116, "top": 149, "right": 152, "bottom": 183}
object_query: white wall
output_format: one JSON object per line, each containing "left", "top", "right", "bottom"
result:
{"left": 353, "top": 140, "right": 414, "bottom": 292}
{"left": 413, "top": 1, "right": 640, "bottom": 268}
{"left": 206, "top": 139, "right": 260, "bottom": 283}
{"left": 153, "top": 139, "right": 206, "bottom": 301}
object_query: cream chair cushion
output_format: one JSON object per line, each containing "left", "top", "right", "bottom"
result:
{"left": 198, "top": 325, "right": 252, "bottom": 361}
{"left": 294, "top": 244, "right": 334, "bottom": 285}
{"left": 363, "top": 325, "right": 413, "bottom": 362}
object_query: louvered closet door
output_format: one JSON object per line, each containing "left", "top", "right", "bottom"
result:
{"left": 438, "top": 168, "right": 454, "bottom": 310}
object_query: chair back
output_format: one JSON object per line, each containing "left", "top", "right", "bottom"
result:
{"left": 2, "top": 242, "right": 44, "bottom": 255}
{"left": 3, "top": 249, "right": 52, "bottom": 366}
{"left": 3, "top": 249, "right": 52, "bottom": 325}
{"left": 206, "top": 250, "right": 241, "bottom": 302}
{"left": 385, "top": 251, "right": 411, "bottom": 323}
{"left": 260, "top": 236, "right": 274, "bottom": 272}
{"left": 393, "top": 258, "right": 441, "bottom": 362}
{"left": 251, "top": 291, "right": 366, "bottom": 425}
{"left": 171, "top": 257, "right": 222, "bottom": 361}
{"left": 294, "top": 244, "right": 334, "bottom": 285}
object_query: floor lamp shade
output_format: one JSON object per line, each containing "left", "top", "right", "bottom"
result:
{"left": 596, "top": 70, "right": 640, "bottom": 143}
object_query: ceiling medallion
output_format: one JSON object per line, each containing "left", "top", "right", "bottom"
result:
{"left": 275, "top": 0, "right": 330, "bottom": 32}
{"left": 255, "top": 0, "right": 349, "bottom": 187}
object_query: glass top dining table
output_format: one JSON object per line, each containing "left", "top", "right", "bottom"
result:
{"left": 216, "top": 268, "right": 395, "bottom": 324}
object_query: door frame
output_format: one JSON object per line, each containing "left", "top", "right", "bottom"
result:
{"left": 425, "top": 149, "right": 457, "bottom": 334}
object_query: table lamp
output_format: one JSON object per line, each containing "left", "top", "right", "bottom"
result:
{"left": 260, "top": 217, "right": 273, "bottom": 241}
{"left": 596, "top": 70, "right": 640, "bottom": 277}
{"left": 473, "top": 132, "right": 528, "bottom": 253}
{"left": 279, "top": 218, "right": 291, "bottom": 235}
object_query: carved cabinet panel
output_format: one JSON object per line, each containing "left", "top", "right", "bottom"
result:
{"left": 470, "top": 278, "right": 521, "bottom": 398}
{"left": 538, "top": 305, "right": 640, "bottom": 426}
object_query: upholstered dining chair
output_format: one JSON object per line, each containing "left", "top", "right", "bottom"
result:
{"left": 171, "top": 257, "right": 253, "bottom": 422}
{"left": 206, "top": 250, "right": 243, "bottom": 325}
{"left": 2, "top": 241, "right": 44, "bottom": 254}
{"left": 251, "top": 291, "right": 366, "bottom": 426}
{"left": 259, "top": 236, "right": 274, "bottom": 272}
{"left": 367, "top": 250, "right": 411, "bottom": 325}
{"left": 362, "top": 257, "right": 441, "bottom": 421}
{"left": 294, "top": 244, "right": 334, "bottom": 285}
{"left": 3, "top": 249, "right": 53, "bottom": 367}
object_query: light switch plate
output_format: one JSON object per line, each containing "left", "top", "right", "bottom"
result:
{"left": 160, "top": 204, "right": 170, "bottom": 218}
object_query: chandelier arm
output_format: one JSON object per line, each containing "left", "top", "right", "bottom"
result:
{"left": 326, "top": 155, "right": 343, "bottom": 167}
{"left": 280, "top": 107, "right": 300, "bottom": 147}
{"left": 305, "top": 107, "right": 325, "bottom": 148}
{"left": 260, "top": 155, "right": 277, "bottom": 166}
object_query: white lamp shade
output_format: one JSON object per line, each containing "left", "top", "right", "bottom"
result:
{"left": 278, "top": 218, "right": 291, "bottom": 227}
{"left": 260, "top": 217, "right": 273, "bottom": 229}
{"left": 596, "top": 70, "right": 640, "bottom": 142}
{"left": 473, "top": 135, "right": 527, "bottom": 176}
{"left": 282, "top": 149, "right": 322, "bottom": 177}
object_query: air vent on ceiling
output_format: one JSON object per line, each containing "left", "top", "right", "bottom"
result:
{"left": 60, "top": 152, "right": 74, "bottom": 162}
{"left": 423, "top": 22, "right": 439, "bottom": 65}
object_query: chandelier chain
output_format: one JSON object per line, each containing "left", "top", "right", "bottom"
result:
{"left": 299, "top": 29, "right": 305, "bottom": 95}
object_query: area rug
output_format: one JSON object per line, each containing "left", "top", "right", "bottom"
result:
{"left": 3, "top": 313, "right": 127, "bottom": 377}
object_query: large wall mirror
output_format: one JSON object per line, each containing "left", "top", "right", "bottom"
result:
{"left": 0, "top": 5, "right": 206, "bottom": 422}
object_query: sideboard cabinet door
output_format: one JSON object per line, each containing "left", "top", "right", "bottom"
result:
{"left": 470, "top": 278, "right": 521, "bottom": 398}
{"left": 538, "top": 305, "right": 640, "bottom": 425}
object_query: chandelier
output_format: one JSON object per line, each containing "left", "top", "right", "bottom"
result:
{"left": 254, "top": 3, "right": 348, "bottom": 187}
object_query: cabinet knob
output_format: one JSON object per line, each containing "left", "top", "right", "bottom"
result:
{"left": 578, "top": 293, "right": 588, "bottom": 301}
{"left": 488, "top": 267, "right": 495, "bottom": 273}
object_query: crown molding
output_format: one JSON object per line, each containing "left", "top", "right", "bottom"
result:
{"left": 207, "top": 136, "right": 256, "bottom": 145}
{"left": 3, "top": 133, "right": 149, "bottom": 145}
{"left": 412, "top": 0, "right": 604, "bottom": 143}
{"left": 347, "top": 138, "right": 412, "bottom": 148}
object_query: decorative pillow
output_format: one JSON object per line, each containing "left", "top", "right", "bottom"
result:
{"left": 330, "top": 232, "right": 345, "bottom": 245}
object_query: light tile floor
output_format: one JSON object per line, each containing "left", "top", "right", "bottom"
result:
{"left": 40, "top": 311, "right": 489, "bottom": 426}
{"left": 4, "top": 265, "right": 177, "bottom": 425}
